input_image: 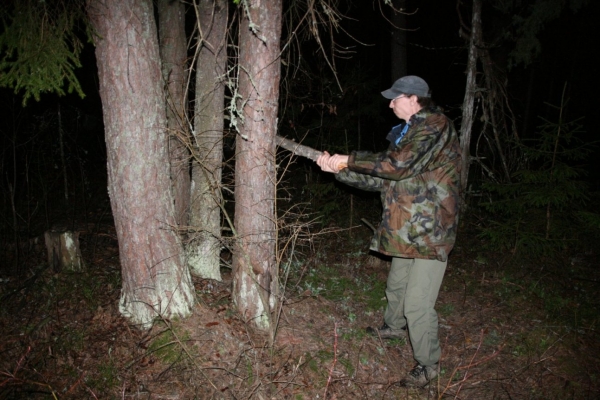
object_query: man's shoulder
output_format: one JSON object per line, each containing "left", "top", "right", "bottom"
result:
{"left": 421, "top": 106, "right": 449, "bottom": 119}
{"left": 412, "top": 108, "right": 454, "bottom": 134}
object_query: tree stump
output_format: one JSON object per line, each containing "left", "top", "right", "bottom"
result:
{"left": 44, "top": 229, "right": 85, "bottom": 272}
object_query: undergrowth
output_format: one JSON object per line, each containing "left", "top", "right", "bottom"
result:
{"left": 1, "top": 227, "right": 599, "bottom": 398}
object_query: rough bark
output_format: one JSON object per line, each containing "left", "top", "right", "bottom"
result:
{"left": 187, "top": 0, "right": 228, "bottom": 281}
{"left": 459, "top": 0, "right": 481, "bottom": 199}
{"left": 233, "top": 0, "right": 283, "bottom": 330}
{"left": 87, "top": 0, "right": 195, "bottom": 329}
{"left": 158, "top": 0, "right": 191, "bottom": 228}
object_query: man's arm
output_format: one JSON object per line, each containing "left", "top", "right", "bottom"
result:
{"left": 350, "top": 115, "right": 456, "bottom": 181}
{"left": 316, "top": 151, "right": 383, "bottom": 191}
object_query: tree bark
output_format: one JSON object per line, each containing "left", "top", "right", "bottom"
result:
{"left": 233, "top": 0, "right": 283, "bottom": 331}
{"left": 44, "top": 229, "right": 85, "bottom": 272}
{"left": 87, "top": 0, "right": 195, "bottom": 329}
{"left": 390, "top": 0, "right": 408, "bottom": 80}
{"left": 187, "top": 0, "right": 228, "bottom": 281}
{"left": 275, "top": 135, "right": 346, "bottom": 169}
{"left": 158, "top": 0, "right": 191, "bottom": 228}
{"left": 276, "top": 136, "right": 324, "bottom": 162}
{"left": 459, "top": 0, "right": 481, "bottom": 200}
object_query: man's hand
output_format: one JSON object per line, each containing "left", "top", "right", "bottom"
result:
{"left": 316, "top": 151, "right": 349, "bottom": 173}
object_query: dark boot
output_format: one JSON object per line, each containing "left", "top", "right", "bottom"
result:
{"left": 366, "top": 322, "right": 406, "bottom": 339}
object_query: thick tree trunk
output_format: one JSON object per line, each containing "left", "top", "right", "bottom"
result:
{"left": 87, "top": 0, "right": 195, "bottom": 329}
{"left": 233, "top": 0, "right": 283, "bottom": 330}
{"left": 158, "top": 0, "right": 191, "bottom": 228}
{"left": 187, "top": 0, "right": 228, "bottom": 281}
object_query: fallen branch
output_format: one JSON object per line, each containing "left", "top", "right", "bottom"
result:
{"left": 276, "top": 136, "right": 347, "bottom": 169}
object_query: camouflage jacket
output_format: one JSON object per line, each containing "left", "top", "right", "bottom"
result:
{"left": 336, "top": 106, "right": 462, "bottom": 261}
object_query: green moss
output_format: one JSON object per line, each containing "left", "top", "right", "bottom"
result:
{"left": 148, "top": 326, "right": 191, "bottom": 364}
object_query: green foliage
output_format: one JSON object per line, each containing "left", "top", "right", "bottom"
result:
{"left": 0, "top": 0, "right": 87, "bottom": 105}
{"left": 148, "top": 326, "right": 190, "bottom": 364}
{"left": 94, "top": 359, "right": 119, "bottom": 388}
{"left": 437, "top": 303, "right": 455, "bottom": 317}
{"left": 363, "top": 276, "right": 387, "bottom": 312}
{"left": 301, "top": 179, "right": 344, "bottom": 224}
{"left": 386, "top": 336, "right": 407, "bottom": 347}
{"left": 479, "top": 95, "right": 598, "bottom": 258}
{"left": 490, "top": 0, "right": 590, "bottom": 68}
{"left": 302, "top": 264, "right": 386, "bottom": 312}
{"left": 303, "top": 265, "right": 354, "bottom": 301}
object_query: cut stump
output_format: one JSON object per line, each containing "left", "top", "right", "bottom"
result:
{"left": 44, "top": 229, "right": 85, "bottom": 272}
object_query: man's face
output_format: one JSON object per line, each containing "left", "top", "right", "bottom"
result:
{"left": 389, "top": 94, "right": 418, "bottom": 121}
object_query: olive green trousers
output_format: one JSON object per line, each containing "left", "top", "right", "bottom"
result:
{"left": 384, "top": 257, "right": 447, "bottom": 366}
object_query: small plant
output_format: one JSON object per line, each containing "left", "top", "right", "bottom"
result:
{"left": 483, "top": 329, "right": 501, "bottom": 347}
{"left": 479, "top": 89, "right": 597, "bottom": 260}
{"left": 148, "top": 325, "right": 190, "bottom": 364}
{"left": 437, "top": 303, "right": 455, "bottom": 317}
{"left": 337, "top": 358, "right": 355, "bottom": 376}
{"left": 303, "top": 266, "right": 355, "bottom": 301}
{"left": 246, "top": 357, "right": 254, "bottom": 385}
{"left": 96, "top": 359, "right": 119, "bottom": 387}
{"left": 386, "top": 337, "right": 407, "bottom": 347}
{"left": 510, "top": 330, "right": 552, "bottom": 358}
{"left": 363, "top": 277, "right": 387, "bottom": 312}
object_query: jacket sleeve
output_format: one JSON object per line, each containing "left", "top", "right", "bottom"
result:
{"left": 335, "top": 164, "right": 385, "bottom": 192}
{"left": 348, "top": 114, "right": 454, "bottom": 181}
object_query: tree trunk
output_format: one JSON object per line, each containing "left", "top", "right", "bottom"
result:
{"left": 158, "top": 0, "right": 191, "bottom": 228}
{"left": 390, "top": 0, "right": 408, "bottom": 80}
{"left": 459, "top": 0, "right": 481, "bottom": 199}
{"left": 187, "top": 0, "right": 228, "bottom": 281}
{"left": 87, "top": 0, "right": 195, "bottom": 329}
{"left": 233, "top": 0, "right": 283, "bottom": 331}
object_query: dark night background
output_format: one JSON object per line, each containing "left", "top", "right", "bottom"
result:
{"left": 1, "top": 0, "right": 598, "bottom": 242}
{"left": 3, "top": 0, "right": 598, "bottom": 187}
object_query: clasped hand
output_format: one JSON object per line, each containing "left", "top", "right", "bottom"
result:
{"left": 316, "top": 151, "right": 349, "bottom": 174}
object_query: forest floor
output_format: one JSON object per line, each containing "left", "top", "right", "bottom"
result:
{"left": 1, "top": 218, "right": 599, "bottom": 399}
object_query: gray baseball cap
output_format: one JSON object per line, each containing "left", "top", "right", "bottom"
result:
{"left": 381, "top": 75, "right": 431, "bottom": 99}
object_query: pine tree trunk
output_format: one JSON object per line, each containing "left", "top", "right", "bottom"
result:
{"left": 390, "top": 0, "right": 408, "bottom": 80}
{"left": 87, "top": 0, "right": 195, "bottom": 329}
{"left": 158, "top": 0, "right": 191, "bottom": 228}
{"left": 233, "top": 0, "right": 282, "bottom": 330}
{"left": 187, "top": 0, "right": 228, "bottom": 281}
{"left": 459, "top": 0, "right": 481, "bottom": 198}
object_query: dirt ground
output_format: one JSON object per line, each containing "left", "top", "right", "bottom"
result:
{"left": 1, "top": 221, "right": 599, "bottom": 399}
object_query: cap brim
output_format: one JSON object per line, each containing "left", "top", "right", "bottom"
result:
{"left": 381, "top": 89, "right": 397, "bottom": 99}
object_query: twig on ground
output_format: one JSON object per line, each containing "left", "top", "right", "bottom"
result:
{"left": 324, "top": 321, "right": 339, "bottom": 399}
{"left": 440, "top": 329, "right": 502, "bottom": 398}
{"left": 0, "top": 346, "right": 59, "bottom": 399}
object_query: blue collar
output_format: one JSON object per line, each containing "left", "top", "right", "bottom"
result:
{"left": 386, "top": 122, "right": 410, "bottom": 146}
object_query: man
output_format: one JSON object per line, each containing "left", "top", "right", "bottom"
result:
{"left": 316, "top": 75, "right": 462, "bottom": 387}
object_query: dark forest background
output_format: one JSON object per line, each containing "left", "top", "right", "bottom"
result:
{"left": 5, "top": 0, "right": 598, "bottom": 248}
